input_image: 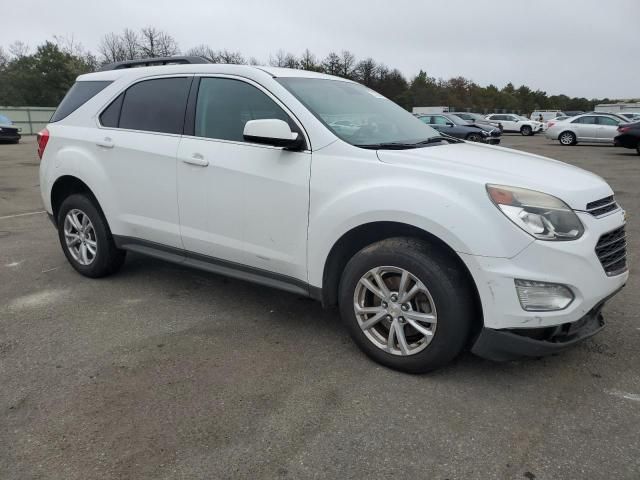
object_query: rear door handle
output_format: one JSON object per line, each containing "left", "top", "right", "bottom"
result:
{"left": 96, "top": 137, "right": 114, "bottom": 148}
{"left": 182, "top": 153, "right": 209, "bottom": 167}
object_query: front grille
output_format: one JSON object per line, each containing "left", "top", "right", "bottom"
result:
{"left": 595, "top": 226, "right": 627, "bottom": 276}
{"left": 586, "top": 196, "right": 618, "bottom": 217}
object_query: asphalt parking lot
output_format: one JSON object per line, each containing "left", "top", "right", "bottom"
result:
{"left": 1, "top": 135, "right": 638, "bottom": 480}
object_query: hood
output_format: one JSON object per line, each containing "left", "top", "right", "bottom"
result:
{"left": 376, "top": 142, "right": 612, "bottom": 210}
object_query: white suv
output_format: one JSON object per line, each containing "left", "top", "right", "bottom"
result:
{"left": 38, "top": 58, "right": 628, "bottom": 373}
{"left": 485, "top": 114, "right": 544, "bottom": 135}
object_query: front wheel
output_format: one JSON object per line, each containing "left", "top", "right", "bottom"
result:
{"left": 520, "top": 125, "right": 533, "bottom": 136}
{"left": 338, "top": 238, "right": 475, "bottom": 373}
{"left": 559, "top": 131, "right": 576, "bottom": 146}
{"left": 466, "top": 133, "right": 483, "bottom": 142}
{"left": 57, "top": 194, "right": 126, "bottom": 278}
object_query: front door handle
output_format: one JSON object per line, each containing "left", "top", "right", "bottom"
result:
{"left": 182, "top": 153, "right": 209, "bottom": 167}
{"left": 96, "top": 137, "right": 114, "bottom": 148}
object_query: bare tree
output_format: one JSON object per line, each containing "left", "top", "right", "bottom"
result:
{"left": 139, "top": 27, "right": 179, "bottom": 57}
{"left": 355, "top": 57, "right": 377, "bottom": 86}
{"left": 248, "top": 56, "right": 262, "bottom": 66}
{"left": 339, "top": 50, "right": 356, "bottom": 78}
{"left": 269, "top": 49, "right": 288, "bottom": 67}
{"left": 98, "top": 32, "right": 126, "bottom": 63}
{"left": 187, "top": 44, "right": 219, "bottom": 62}
{"left": 299, "top": 49, "right": 318, "bottom": 71}
{"left": 321, "top": 52, "right": 341, "bottom": 76}
{"left": 218, "top": 49, "right": 245, "bottom": 64}
{"left": 122, "top": 28, "right": 141, "bottom": 60}
{"left": 8, "top": 41, "right": 29, "bottom": 58}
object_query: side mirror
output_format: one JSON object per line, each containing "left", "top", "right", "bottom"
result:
{"left": 243, "top": 119, "right": 304, "bottom": 150}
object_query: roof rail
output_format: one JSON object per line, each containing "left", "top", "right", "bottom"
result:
{"left": 97, "top": 56, "right": 211, "bottom": 72}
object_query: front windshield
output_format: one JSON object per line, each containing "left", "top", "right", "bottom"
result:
{"left": 277, "top": 78, "right": 440, "bottom": 146}
{"left": 447, "top": 114, "right": 468, "bottom": 125}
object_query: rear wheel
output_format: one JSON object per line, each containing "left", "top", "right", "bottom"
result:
{"left": 520, "top": 125, "right": 533, "bottom": 136}
{"left": 57, "top": 194, "right": 126, "bottom": 278}
{"left": 559, "top": 131, "right": 577, "bottom": 146}
{"left": 338, "top": 237, "right": 475, "bottom": 373}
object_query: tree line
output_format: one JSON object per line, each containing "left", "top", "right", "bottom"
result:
{"left": 0, "top": 28, "right": 622, "bottom": 113}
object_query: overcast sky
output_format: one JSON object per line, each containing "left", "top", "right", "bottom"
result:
{"left": 2, "top": 0, "right": 638, "bottom": 99}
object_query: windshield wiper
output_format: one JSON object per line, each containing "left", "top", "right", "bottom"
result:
{"left": 355, "top": 135, "right": 462, "bottom": 150}
{"left": 355, "top": 142, "right": 423, "bottom": 150}
{"left": 413, "top": 135, "right": 462, "bottom": 145}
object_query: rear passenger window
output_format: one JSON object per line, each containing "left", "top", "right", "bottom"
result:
{"left": 117, "top": 78, "right": 191, "bottom": 134}
{"left": 573, "top": 116, "right": 597, "bottom": 124}
{"left": 194, "top": 77, "right": 293, "bottom": 142}
{"left": 597, "top": 117, "right": 618, "bottom": 126}
{"left": 50, "top": 81, "right": 112, "bottom": 122}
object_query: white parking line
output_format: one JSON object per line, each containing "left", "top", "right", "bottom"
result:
{"left": 0, "top": 210, "right": 46, "bottom": 221}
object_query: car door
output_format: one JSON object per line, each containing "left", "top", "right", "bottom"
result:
{"left": 571, "top": 116, "right": 598, "bottom": 141}
{"left": 177, "top": 76, "right": 311, "bottom": 282}
{"left": 595, "top": 116, "right": 620, "bottom": 143}
{"left": 502, "top": 115, "right": 520, "bottom": 132}
{"left": 96, "top": 76, "right": 192, "bottom": 248}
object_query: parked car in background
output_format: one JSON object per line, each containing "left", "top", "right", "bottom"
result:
{"left": 485, "top": 114, "right": 543, "bottom": 136}
{"left": 546, "top": 115, "right": 571, "bottom": 128}
{"left": 619, "top": 112, "right": 640, "bottom": 122}
{"left": 0, "top": 114, "right": 21, "bottom": 144}
{"left": 449, "top": 112, "right": 503, "bottom": 131}
{"left": 417, "top": 113, "right": 501, "bottom": 144}
{"left": 545, "top": 113, "right": 622, "bottom": 145}
{"left": 531, "top": 110, "right": 564, "bottom": 122}
{"left": 563, "top": 110, "right": 585, "bottom": 117}
{"left": 614, "top": 121, "right": 640, "bottom": 155}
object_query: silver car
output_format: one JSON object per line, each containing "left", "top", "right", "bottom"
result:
{"left": 545, "top": 113, "right": 622, "bottom": 145}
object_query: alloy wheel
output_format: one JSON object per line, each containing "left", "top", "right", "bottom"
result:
{"left": 63, "top": 209, "right": 98, "bottom": 265}
{"left": 353, "top": 266, "right": 437, "bottom": 356}
{"left": 560, "top": 132, "right": 575, "bottom": 145}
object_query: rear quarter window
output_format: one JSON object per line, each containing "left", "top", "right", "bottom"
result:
{"left": 50, "top": 81, "right": 112, "bottom": 122}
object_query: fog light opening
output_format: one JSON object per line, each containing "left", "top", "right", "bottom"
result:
{"left": 514, "top": 279, "right": 574, "bottom": 312}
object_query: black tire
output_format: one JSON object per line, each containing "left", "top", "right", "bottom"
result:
{"left": 466, "top": 133, "right": 483, "bottom": 142}
{"left": 338, "top": 237, "right": 475, "bottom": 373}
{"left": 520, "top": 125, "right": 533, "bottom": 136}
{"left": 558, "top": 131, "right": 577, "bottom": 146}
{"left": 57, "top": 194, "right": 126, "bottom": 278}
{"left": 636, "top": 142, "right": 640, "bottom": 155}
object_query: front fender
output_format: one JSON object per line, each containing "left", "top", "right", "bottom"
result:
{"left": 307, "top": 147, "right": 533, "bottom": 287}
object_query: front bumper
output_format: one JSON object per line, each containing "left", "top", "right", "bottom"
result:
{"left": 460, "top": 208, "right": 628, "bottom": 333}
{"left": 0, "top": 130, "right": 21, "bottom": 142}
{"left": 471, "top": 288, "right": 619, "bottom": 361}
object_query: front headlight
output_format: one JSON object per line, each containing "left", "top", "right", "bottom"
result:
{"left": 486, "top": 184, "right": 584, "bottom": 241}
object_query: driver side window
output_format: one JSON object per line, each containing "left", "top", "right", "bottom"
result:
{"left": 195, "top": 77, "right": 294, "bottom": 142}
{"left": 432, "top": 116, "right": 449, "bottom": 125}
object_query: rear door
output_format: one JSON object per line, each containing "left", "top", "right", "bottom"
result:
{"left": 502, "top": 115, "right": 520, "bottom": 132}
{"left": 571, "top": 115, "right": 598, "bottom": 141}
{"left": 97, "top": 76, "right": 192, "bottom": 248}
{"left": 595, "top": 116, "right": 620, "bottom": 143}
